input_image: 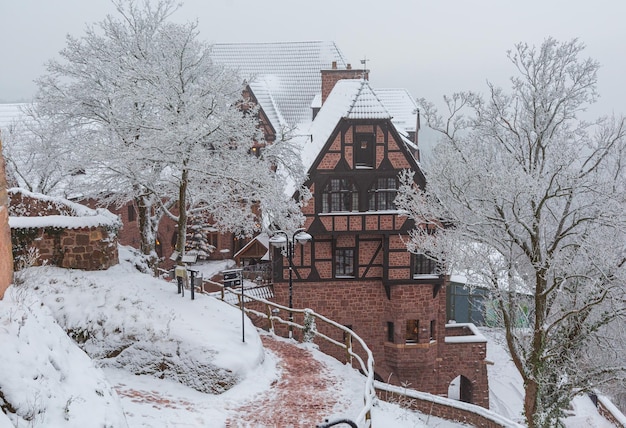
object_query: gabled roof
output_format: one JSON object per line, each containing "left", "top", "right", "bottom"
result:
{"left": 233, "top": 232, "right": 270, "bottom": 261}
{"left": 210, "top": 41, "right": 348, "bottom": 129}
{"left": 345, "top": 81, "right": 392, "bottom": 120}
{"left": 301, "top": 79, "right": 392, "bottom": 173}
{"left": 249, "top": 79, "right": 287, "bottom": 132}
{"left": 375, "top": 88, "right": 419, "bottom": 133}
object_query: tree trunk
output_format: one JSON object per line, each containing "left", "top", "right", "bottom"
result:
{"left": 136, "top": 193, "right": 159, "bottom": 273}
{"left": 175, "top": 168, "right": 188, "bottom": 260}
{"left": 524, "top": 379, "right": 539, "bottom": 428}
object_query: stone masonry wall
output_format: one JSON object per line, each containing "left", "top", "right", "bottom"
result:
{"left": 0, "top": 139, "right": 13, "bottom": 299}
{"left": 376, "top": 388, "right": 509, "bottom": 428}
{"left": 12, "top": 226, "right": 119, "bottom": 271}
{"left": 9, "top": 192, "right": 119, "bottom": 271}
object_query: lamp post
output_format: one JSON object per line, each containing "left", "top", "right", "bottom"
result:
{"left": 269, "top": 228, "right": 312, "bottom": 339}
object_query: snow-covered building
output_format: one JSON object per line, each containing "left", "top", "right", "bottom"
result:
{"left": 0, "top": 41, "right": 490, "bottom": 405}
{"left": 212, "top": 41, "right": 490, "bottom": 407}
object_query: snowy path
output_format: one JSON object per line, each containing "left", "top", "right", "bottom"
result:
{"left": 224, "top": 335, "right": 349, "bottom": 427}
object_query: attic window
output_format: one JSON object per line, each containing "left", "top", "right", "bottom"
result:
{"left": 355, "top": 133, "right": 375, "bottom": 168}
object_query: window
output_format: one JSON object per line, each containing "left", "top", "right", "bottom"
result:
{"left": 405, "top": 319, "right": 419, "bottom": 343}
{"left": 368, "top": 177, "right": 398, "bottom": 211}
{"left": 322, "top": 178, "right": 359, "bottom": 213}
{"left": 155, "top": 236, "right": 162, "bottom": 258}
{"left": 335, "top": 248, "right": 355, "bottom": 277}
{"left": 355, "top": 133, "right": 375, "bottom": 168}
{"left": 208, "top": 232, "right": 218, "bottom": 249}
{"left": 387, "top": 321, "right": 395, "bottom": 343}
{"left": 127, "top": 204, "right": 136, "bottom": 222}
{"left": 413, "top": 253, "right": 438, "bottom": 276}
{"left": 430, "top": 320, "right": 436, "bottom": 341}
{"left": 249, "top": 146, "right": 262, "bottom": 157}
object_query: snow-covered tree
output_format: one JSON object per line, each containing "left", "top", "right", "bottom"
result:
{"left": 396, "top": 38, "right": 626, "bottom": 427}
{"left": 1, "top": 103, "right": 78, "bottom": 196}
{"left": 32, "top": 0, "right": 181, "bottom": 270}
{"left": 184, "top": 214, "right": 215, "bottom": 261}
{"left": 116, "top": 9, "right": 306, "bottom": 260}
{"left": 32, "top": 0, "right": 308, "bottom": 269}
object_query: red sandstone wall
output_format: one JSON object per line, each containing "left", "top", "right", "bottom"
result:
{"left": 11, "top": 226, "right": 119, "bottom": 271}
{"left": 9, "top": 192, "right": 119, "bottom": 271}
{"left": 376, "top": 388, "right": 509, "bottom": 428}
{"left": 0, "top": 139, "right": 13, "bottom": 298}
{"left": 272, "top": 251, "right": 489, "bottom": 407}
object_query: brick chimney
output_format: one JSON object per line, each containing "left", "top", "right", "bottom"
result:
{"left": 320, "top": 61, "right": 369, "bottom": 104}
{"left": 0, "top": 136, "right": 13, "bottom": 299}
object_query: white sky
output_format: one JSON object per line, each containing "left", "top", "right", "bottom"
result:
{"left": 1, "top": 0, "right": 625, "bottom": 119}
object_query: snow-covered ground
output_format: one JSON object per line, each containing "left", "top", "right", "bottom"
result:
{"left": 483, "top": 328, "right": 621, "bottom": 428}
{"left": 0, "top": 246, "right": 621, "bottom": 427}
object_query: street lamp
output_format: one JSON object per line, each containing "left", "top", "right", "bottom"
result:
{"left": 269, "top": 227, "right": 312, "bottom": 338}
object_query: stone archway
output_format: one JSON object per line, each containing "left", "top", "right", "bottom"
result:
{"left": 448, "top": 375, "right": 473, "bottom": 403}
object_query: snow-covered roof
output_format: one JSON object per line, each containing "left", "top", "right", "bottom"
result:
{"left": 210, "top": 41, "right": 349, "bottom": 129}
{"left": 301, "top": 79, "right": 390, "bottom": 173}
{"left": 280, "top": 78, "right": 420, "bottom": 196}
{"left": 249, "top": 79, "right": 288, "bottom": 131}
{"left": 233, "top": 232, "right": 270, "bottom": 260}
{"left": 345, "top": 80, "right": 391, "bottom": 120}
{"left": 375, "top": 88, "right": 419, "bottom": 133}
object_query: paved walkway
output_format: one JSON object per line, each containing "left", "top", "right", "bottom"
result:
{"left": 225, "top": 335, "right": 343, "bottom": 427}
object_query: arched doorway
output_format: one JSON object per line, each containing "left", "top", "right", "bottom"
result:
{"left": 448, "top": 375, "right": 473, "bottom": 403}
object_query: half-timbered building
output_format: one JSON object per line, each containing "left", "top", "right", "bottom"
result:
{"left": 212, "top": 41, "right": 490, "bottom": 407}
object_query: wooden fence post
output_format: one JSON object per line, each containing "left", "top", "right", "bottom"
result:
{"left": 266, "top": 303, "right": 274, "bottom": 332}
{"left": 345, "top": 333, "right": 353, "bottom": 365}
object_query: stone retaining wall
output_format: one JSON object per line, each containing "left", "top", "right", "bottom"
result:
{"left": 9, "top": 189, "right": 119, "bottom": 271}
{"left": 375, "top": 384, "right": 522, "bottom": 428}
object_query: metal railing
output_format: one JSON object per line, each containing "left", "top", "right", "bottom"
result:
{"left": 205, "top": 278, "right": 375, "bottom": 428}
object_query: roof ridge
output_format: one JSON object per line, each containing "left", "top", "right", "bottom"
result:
{"left": 346, "top": 80, "right": 367, "bottom": 117}
{"left": 346, "top": 80, "right": 391, "bottom": 119}
{"left": 213, "top": 40, "right": 331, "bottom": 47}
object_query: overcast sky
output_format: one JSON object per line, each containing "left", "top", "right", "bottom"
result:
{"left": 1, "top": 0, "right": 625, "bottom": 120}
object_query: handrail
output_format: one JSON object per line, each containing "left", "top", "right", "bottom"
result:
{"left": 204, "top": 278, "right": 375, "bottom": 428}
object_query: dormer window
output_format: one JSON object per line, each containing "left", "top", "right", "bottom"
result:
{"left": 355, "top": 133, "right": 375, "bottom": 168}
{"left": 322, "top": 178, "right": 359, "bottom": 213}
{"left": 368, "top": 177, "right": 398, "bottom": 211}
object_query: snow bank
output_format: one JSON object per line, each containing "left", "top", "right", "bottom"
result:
{"left": 20, "top": 247, "right": 265, "bottom": 394}
{"left": 0, "top": 287, "right": 128, "bottom": 427}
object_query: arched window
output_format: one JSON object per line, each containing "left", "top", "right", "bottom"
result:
{"left": 368, "top": 177, "right": 397, "bottom": 211}
{"left": 322, "top": 178, "right": 359, "bottom": 213}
